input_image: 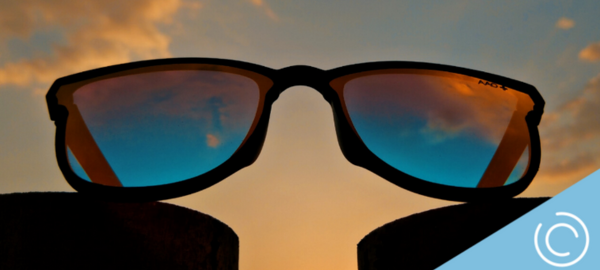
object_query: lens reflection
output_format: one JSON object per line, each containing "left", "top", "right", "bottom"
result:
{"left": 62, "top": 69, "right": 261, "bottom": 187}
{"left": 342, "top": 70, "right": 533, "bottom": 188}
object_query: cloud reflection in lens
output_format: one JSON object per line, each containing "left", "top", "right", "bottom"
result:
{"left": 65, "top": 68, "right": 261, "bottom": 187}
{"left": 342, "top": 70, "right": 532, "bottom": 188}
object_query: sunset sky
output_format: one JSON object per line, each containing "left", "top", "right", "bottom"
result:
{"left": 2, "top": 1, "right": 600, "bottom": 269}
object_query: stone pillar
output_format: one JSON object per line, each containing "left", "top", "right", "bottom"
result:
{"left": 0, "top": 192, "right": 238, "bottom": 270}
{"left": 358, "top": 197, "right": 549, "bottom": 270}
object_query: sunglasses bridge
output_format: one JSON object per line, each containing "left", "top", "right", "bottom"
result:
{"left": 270, "top": 65, "right": 336, "bottom": 100}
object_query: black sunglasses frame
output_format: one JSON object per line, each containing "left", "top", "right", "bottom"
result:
{"left": 46, "top": 58, "right": 545, "bottom": 202}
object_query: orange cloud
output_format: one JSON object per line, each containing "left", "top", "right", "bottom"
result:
{"left": 247, "top": 0, "right": 278, "bottom": 21}
{"left": 537, "top": 73, "right": 600, "bottom": 184}
{"left": 579, "top": 42, "right": 600, "bottom": 62}
{"left": 555, "top": 17, "right": 575, "bottom": 30}
{"left": 342, "top": 71, "right": 530, "bottom": 144}
{"left": 0, "top": 0, "right": 184, "bottom": 89}
{"left": 206, "top": 133, "right": 220, "bottom": 147}
{"left": 69, "top": 67, "right": 260, "bottom": 131}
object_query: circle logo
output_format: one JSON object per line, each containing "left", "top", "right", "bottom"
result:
{"left": 534, "top": 212, "right": 589, "bottom": 267}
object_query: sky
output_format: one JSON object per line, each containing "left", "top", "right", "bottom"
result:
{"left": 1, "top": 1, "right": 600, "bottom": 269}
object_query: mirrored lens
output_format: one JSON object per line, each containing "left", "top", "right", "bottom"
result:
{"left": 342, "top": 70, "right": 534, "bottom": 188}
{"left": 59, "top": 67, "right": 262, "bottom": 187}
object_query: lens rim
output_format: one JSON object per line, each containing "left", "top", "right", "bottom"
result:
{"left": 46, "top": 58, "right": 544, "bottom": 202}
{"left": 47, "top": 59, "right": 276, "bottom": 201}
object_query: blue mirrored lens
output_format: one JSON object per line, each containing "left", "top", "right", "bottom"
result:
{"left": 343, "top": 70, "right": 533, "bottom": 188}
{"left": 65, "top": 69, "right": 260, "bottom": 187}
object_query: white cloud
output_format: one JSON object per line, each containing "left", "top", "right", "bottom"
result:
{"left": 0, "top": 0, "right": 186, "bottom": 88}
{"left": 579, "top": 42, "right": 600, "bottom": 62}
{"left": 555, "top": 17, "right": 575, "bottom": 30}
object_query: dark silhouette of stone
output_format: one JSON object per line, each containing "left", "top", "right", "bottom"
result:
{"left": 0, "top": 192, "right": 238, "bottom": 270}
{"left": 358, "top": 197, "right": 550, "bottom": 270}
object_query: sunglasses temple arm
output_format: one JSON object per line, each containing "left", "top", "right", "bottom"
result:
{"left": 65, "top": 105, "right": 123, "bottom": 187}
{"left": 476, "top": 92, "right": 533, "bottom": 188}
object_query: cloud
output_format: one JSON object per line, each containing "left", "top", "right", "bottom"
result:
{"left": 206, "top": 134, "right": 220, "bottom": 147}
{"left": 247, "top": 0, "right": 278, "bottom": 21}
{"left": 0, "top": 0, "right": 185, "bottom": 89}
{"left": 555, "top": 17, "right": 575, "bottom": 30}
{"left": 537, "top": 73, "right": 600, "bottom": 183}
{"left": 341, "top": 71, "right": 529, "bottom": 144}
{"left": 579, "top": 42, "right": 600, "bottom": 62}
{"left": 70, "top": 68, "right": 260, "bottom": 131}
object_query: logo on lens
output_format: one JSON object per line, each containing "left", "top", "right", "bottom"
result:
{"left": 534, "top": 212, "right": 589, "bottom": 267}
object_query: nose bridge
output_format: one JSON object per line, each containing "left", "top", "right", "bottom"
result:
{"left": 275, "top": 65, "right": 327, "bottom": 93}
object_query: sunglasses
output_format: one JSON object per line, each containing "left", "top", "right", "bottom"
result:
{"left": 46, "top": 58, "right": 544, "bottom": 202}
